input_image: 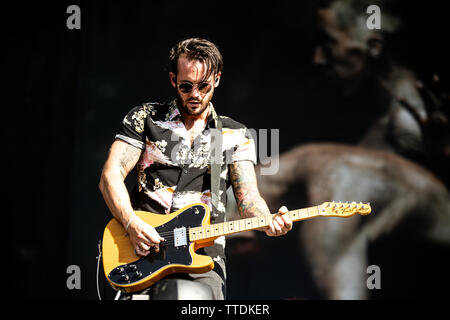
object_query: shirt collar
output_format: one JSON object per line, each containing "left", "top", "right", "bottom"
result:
{"left": 168, "top": 99, "right": 181, "bottom": 120}
{"left": 169, "top": 99, "right": 218, "bottom": 128}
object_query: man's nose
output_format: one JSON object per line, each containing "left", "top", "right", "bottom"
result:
{"left": 313, "top": 46, "right": 327, "bottom": 65}
{"left": 189, "top": 86, "right": 201, "bottom": 98}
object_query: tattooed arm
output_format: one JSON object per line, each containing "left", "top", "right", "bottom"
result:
{"left": 99, "top": 139, "right": 163, "bottom": 256}
{"left": 229, "top": 160, "right": 292, "bottom": 236}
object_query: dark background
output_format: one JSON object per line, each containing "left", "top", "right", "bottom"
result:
{"left": 5, "top": 1, "right": 449, "bottom": 299}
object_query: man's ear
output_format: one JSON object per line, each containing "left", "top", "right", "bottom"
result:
{"left": 169, "top": 72, "right": 177, "bottom": 88}
{"left": 367, "top": 34, "right": 384, "bottom": 58}
{"left": 214, "top": 72, "right": 222, "bottom": 88}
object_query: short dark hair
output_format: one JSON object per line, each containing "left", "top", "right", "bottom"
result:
{"left": 169, "top": 38, "right": 223, "bottom": 81}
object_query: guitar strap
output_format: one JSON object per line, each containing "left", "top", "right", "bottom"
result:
{"left": 210, "top": 114, "right": 223, "bottom": 218}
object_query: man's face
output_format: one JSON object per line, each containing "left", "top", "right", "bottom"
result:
{"left": 313, "top": 7, "right": 368, "bottom": 87}
{"left": 170, "top": 54, "right": 220, "bottom": 117}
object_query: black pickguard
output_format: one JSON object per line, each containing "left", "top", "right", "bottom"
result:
{"left": 107, "top": 204, "right": 207, "bottom": 286}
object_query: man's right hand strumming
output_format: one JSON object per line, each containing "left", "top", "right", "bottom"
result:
{"left": 126, "top": 215, "right": 165, "bottom": 256}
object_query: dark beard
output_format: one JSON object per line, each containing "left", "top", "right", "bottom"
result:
{"left": 176, "top": 93, "right": 211, "bottom": 116}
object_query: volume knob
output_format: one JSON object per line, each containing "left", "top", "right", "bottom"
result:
{"left": 116, "top": 267, "right": 125, "bottom": 274}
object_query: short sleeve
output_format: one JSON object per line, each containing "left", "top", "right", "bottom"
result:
{"left": 115, "top": 105, "right": 152, "bottom": 150}
{"left": 231, "top": 127, "right": 257, "bottom": 165}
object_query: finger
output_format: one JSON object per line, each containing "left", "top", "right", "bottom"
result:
{"left": 149, "top": 227, "right": 165, "bottom": 242}
{"left": 275, "top": 217, "right": 288, "bottom": 235}
{"left": 416, "top": 78, "right": 443, "bottom": 114}
{"left": 139, "top": 242, "right": 151, "bottom": 251}
{"left": 278, "top": 206, "right": 288, "bottom": 214}
{"left": 275, "top": 215, "right": 292, "bottom": 235}
{"left": 398, "top": 97, "right": 425, "bottom": 126}
{"left": 138, "top": 233, "right": 153, "bottom": 244}
{"left": 274, "top": 216, "right": 284, "bottom": 228}
{"left": 280, "top": 214, "right": 293, "bottom": 231}
{"left": 135, "top": 247, "right": 149, "bottom": 257}
{"left": 142, "top": 228, "right": 163, "bottom": 244}
{"left": 134, "top": 236, "right": 152, "bottom": 253}
{"left": 265, "top": 222, "right": 273, "bottom": 235}
{"left": 153, "top": 229, "right": 165, "bottom": 242}
{"left": 265, "top": 221, "right": 276, "bottom": 236}
{"left": 272, "top": 219, "right": 283, "bottom": 235}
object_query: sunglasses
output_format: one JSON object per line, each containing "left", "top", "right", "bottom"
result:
{"left": 175, "top": 77, "right": 215, "bottom": 94}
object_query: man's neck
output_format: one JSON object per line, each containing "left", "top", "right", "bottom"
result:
{"left": 180, "top": 104, "right": 210, "bottom": 131}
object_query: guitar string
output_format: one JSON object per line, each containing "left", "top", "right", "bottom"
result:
{"left": 143, "top": 223, "right": 254, "bottom": 242}
{"left": 149, "top": 213, "right": 315, "bottom": 244}
{"left": 154, "top": 224, "right": 259, "bottom": 238}
{"left": 151, "top": 214, "right": 286, "bottom": 238}
{"left": 135, "top": 208, "right": 362, "bottom": 238}
{"left": 155, "top": 214, "right": 282, "bottom": 236}
{"left": 131, "top": 209, "right": 364, "bottom": 251}
{"left": 141, "top": 210, "right": 316, "bottom": 239}
{"left": 137, "top": 211, "right": 334, "bottom": 248}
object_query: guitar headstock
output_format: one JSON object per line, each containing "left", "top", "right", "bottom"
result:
{"left": 318, "top": 201, "right": 372, "bottom": 218}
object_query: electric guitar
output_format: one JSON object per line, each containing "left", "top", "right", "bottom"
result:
{"left": 102, "top": 201, "right": 371, "bottom": 292}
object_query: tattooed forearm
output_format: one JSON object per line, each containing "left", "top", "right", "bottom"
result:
{"left": 229, "top": 161, "right": 271, "bottom": 218}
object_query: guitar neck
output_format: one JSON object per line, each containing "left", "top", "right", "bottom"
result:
{"left": 188, "top": 206, "right": 320, "bottom": 242}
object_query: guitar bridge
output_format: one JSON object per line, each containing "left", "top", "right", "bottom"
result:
{"left": 173, "top": 227, "right": 187, "bottom": 247}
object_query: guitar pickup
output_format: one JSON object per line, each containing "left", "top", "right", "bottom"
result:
{"left": 173, "top": 227, "right": 187, "bottom": 247}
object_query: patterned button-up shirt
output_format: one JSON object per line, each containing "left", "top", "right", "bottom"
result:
{"left": 115, "top": 99, "right": 256, "bottom": 259}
